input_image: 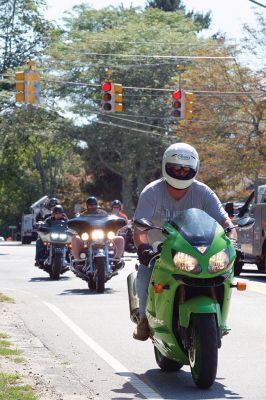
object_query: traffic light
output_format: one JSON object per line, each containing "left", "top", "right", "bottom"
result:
{"left": 171, "top": 90, "right": 184, "bottom": 118}
{"left": 15, "top": 69, "right": 40, "bottom": 104}
{"left": 15, "top": 71, "right": 25, "bottom": 103}
{"left": 101, "top": 81, "right": 123, "bottom": 112}
{"left": 101, "top": 80, "right": 114, "bottom": 112}
{"left": 113, "top": 83, "right": 123, "bottom": 112}
{"left": 24, "top": 70, "right": 41, "bottom": 104}
{"left": 184, "top": 91, "right": 193, "bottom": 120}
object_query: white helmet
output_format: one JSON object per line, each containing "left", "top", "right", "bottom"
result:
{"left": 162, "top": 143, "right": 199, "bottom": 189}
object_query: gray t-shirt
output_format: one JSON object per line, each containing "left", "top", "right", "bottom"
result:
{"left": 134, "top": 178, "right": 228, "bottom": 245}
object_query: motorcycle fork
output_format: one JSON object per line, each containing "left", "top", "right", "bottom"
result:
{"left": 177, "top": 285, "right": 221, "bottom": 349}
{"left": 47, "top": 245, "right": 52, "bottom": 265}
{"left": 88, "top": 243, "right": 110, "bottom": 273}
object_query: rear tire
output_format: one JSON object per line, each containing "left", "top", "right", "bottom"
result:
{"left": 257, "top": 250, "right": 266, "bottom": 272}
{"left": 154, "top": 347, "right": 183, "bottom": 372}
{"left": 50, "top": 253, "right": 61, "bottom": 280}
{"left": 95, "top": 257, "right": 105, "bottom": 293}
{"left": 22, "top": 236, "right": 31, "bottom": 245}
{"left": 188, "top": 314, "right": 218, "bottom": 389}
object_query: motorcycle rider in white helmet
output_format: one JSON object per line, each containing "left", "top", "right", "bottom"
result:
{"left": 133, "top": 142, "right": 237, "bottom": 341}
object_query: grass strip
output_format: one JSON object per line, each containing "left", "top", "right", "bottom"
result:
{"left": 0, "top": 339, "right": 21, "bottom": 357}
{"left": 0, "top": 372, "right": 37, "bottom": 400}
{"left": 0, "top": 293, "right": 15, "bottom": 303}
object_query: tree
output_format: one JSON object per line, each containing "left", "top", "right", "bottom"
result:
{"left": 146, "top": 0, "right": 211, "bottom": 30}
{"left": 0, "top": 0, "right": 54, "bottom": 73}
{"left": 45, "top": 5, "right": 211, "bottom": 212}
{"left": 0, "top": 106, "right": 83, "bottom": 234}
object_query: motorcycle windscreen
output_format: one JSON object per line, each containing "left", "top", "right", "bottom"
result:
{"left": 169, "top": 208, "right": 218, "bottom": 246}
{"left": 68, "top": 214, "right": 126, "bottom": 236}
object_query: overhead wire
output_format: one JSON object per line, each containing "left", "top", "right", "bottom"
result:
{"left": 249, "top": 0, "right": 266, "bottom": 8}
{"left": 94, "top": 119, "right": 170, "bottom": 138}
{"left": 44, "top": 51, "right": 235, "bottom": 60}
{"left": 2, "top": 74, "right": 264, "bottom": 96}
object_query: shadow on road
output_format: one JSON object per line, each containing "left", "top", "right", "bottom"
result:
{"left": 29, "top": 276, "right": 70, "bottom": 282}
{"left": 112, "top": 369, "right": 242, "bottom": 399}
{"left": 59, "top": 287, "right": 118, "bottom": 296}
{"left": 240, "top": 269, "right": 266, "bottom": 283}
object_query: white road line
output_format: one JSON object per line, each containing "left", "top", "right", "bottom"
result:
{"left": 43, "top": 301, "right": 163, "bottom": 400}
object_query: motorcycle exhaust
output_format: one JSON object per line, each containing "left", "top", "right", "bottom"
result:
{"left": 127, "top": 271, "right": 139, "bottom": 324}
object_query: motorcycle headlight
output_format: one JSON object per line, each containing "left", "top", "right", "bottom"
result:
{"left": 91, "top": 229, "right": 104, "bottom": 241}
{"left": 59, "top": 233, "right": 67, "bottom": 240}
{"left": 81, "top": 232, "right": 89, "bottom": 241}
{"left": 173, "top": 252, "right": 200, "bottom": 273}
{"left": 51, "top": 232, "right": 59, "bottom": 240}
{"left": 107, "top": 231, "right": 115, "bottom": 240}
{"left": 208, "top": 250, "right": 229, "bottom": 273}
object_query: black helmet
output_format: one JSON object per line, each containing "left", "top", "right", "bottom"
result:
{"left": 48, "top": 197, "right": 59, "bottom": 209}
{"left": 111, "top": 199, "right": 122, "bottom": 209}
{"left": 53, "top": 205, "right": 64, "bottom": 214}
{"left": 86, "top": 196, "right": 98, "bottom": 206}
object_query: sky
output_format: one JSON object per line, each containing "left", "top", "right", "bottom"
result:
{"left": 44, "top": 0, "right": 264, "bottom": 40}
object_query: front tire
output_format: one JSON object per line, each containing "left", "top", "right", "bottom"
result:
{"left": 88, "top": 276, "right": 96, "bottom": 290}
{"left": 188, "top": 314, "right": 218, "bottom": 389}
{"left": 154, "top": 347, "right": 183, "bottom": 372}
{"left": 95, "top": 257, "right": 105, "bottom": 293}
{"left": 50, "top": 253, "right": 61, "bottom": 280}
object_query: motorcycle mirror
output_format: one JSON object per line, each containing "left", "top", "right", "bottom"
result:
{"left": 237, "top": 216, "right": 255, "bottom": 228}
{"left": 134, "top": 218, "right": 154, "bottom": 231}
{"left": 134, "top": 218, "right": 162, "bottom": 232}
{"left": 224, "top": 216, "right": 255, "bottom": 234}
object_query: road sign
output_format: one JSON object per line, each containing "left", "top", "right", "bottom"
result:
{"left": 8, "top": 226, "right": 16, "bottom": 229}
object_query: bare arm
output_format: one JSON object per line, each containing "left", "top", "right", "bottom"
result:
{"left": 221, "top": 217, "right": 237, "bottom": 241}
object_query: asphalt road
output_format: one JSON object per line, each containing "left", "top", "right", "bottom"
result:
{"left": 1, "top": 241, "right": 266, "bottom": 400}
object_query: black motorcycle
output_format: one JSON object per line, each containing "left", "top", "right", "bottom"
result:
{"left": 37, "top": 220, "right": 73, "bottom": 280}
{"left": 68, "top": 212, "right": 127, "bottom": 293}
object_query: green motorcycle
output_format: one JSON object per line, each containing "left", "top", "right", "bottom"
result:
{"left": 128, "top": 208, "right": 252, "bottom": 389}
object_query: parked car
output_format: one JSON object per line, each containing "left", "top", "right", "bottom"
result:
{"left": 0, "top": 236, "right": 5, "bottom": 241}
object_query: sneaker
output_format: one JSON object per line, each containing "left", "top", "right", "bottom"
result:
{"left": 133, "top": 317, "right": 150, "bottom": 341}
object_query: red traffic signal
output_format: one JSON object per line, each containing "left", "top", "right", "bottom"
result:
{"left": 101, "top": 81, "right": 114, "bottom": 112}
{"left": 172, "top": 90, "right": 182, "bottom": 100}
{"left": 102, "top": 81, "right": 112, "bottom": 92}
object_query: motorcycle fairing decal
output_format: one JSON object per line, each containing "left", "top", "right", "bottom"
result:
{"left": 147, "top": 311, "right": 164, "bottom": 326}
{"left": 195, "top": 246, "right": 208, "bottom": 254}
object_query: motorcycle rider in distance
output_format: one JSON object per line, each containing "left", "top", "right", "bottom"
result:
{"left": 71, "top": 196, "right": 125, "bottom": 270}
{"left": 35, "top": 197, "right": 60, "bottom": 266}
{"left": 133, "top": 142, "right": 237, "bottom": 341}
{"left": 44, "top": 205, "right": 68, "bottom": 225}
{"left": 110, "top": 199, "right": 129, "bottom": 223}
{"left": 35, "top": 197, "right": 59, "bottom": 223}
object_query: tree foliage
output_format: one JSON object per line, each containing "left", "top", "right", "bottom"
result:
{"left": 0, "top": 0, "right": 54, "bottom": 73}
{"left": 45, "top": 5, "right": 212, "bottom": 212}
{"left": 145, "top": 0, "right": 211, "bottom": 30}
